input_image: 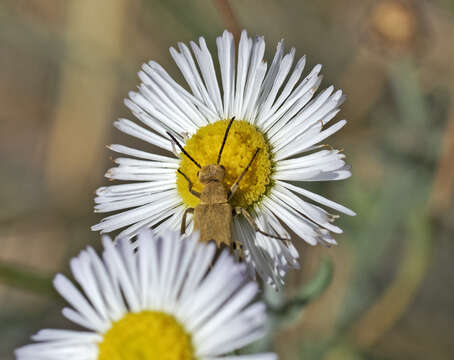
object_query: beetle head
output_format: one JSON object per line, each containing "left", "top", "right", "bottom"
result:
{"left": 198, "top": 164, "right": 225, "bottom": 184}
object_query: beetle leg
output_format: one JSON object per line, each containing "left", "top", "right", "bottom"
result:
{"left": 228, "top": 148, "right": 260, "bottom": 200}
{"left": 180, "top": 208, "right": 194, "bottom": 235}
{"left": 235, "top": 207, "right": 290, "bottom": 241}
{"left": 177, "top": 169, "right": 200, "bottom": 198}
{"left": 232, "top": 241, "right": 244, "bottom": 261}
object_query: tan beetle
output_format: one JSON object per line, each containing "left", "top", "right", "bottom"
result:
{"left": 167, "top": 117, "right": 288, "bottom": 250}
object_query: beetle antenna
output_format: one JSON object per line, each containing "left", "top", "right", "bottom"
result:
{"left": 217, "top": 116, "right": 235, "bottom": 164}
{"left": 167, "top": 132, "right": 201, "bottom": 168}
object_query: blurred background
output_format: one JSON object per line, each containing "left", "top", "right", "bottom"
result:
{"left": 1, "top": 0, "right": 453, "bottom": 359}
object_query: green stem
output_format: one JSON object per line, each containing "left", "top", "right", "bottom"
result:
{"left": 269, "top": 258, "right": 333, "bottom": 316}
{"left": 0, "top": 262, "right": 57, "bottom": 298}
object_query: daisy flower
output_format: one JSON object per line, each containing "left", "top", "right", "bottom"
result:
{"left": 92, "top": 30, "right": 355, "bottom": 287}
{"left": 16, "top": 230, "right": 276, "bottom": 360}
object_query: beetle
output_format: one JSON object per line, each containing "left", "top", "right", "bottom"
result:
{"left": 167, "top": 117, "right": 288, "bottom": 249}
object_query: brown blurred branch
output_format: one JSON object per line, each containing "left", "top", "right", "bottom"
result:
{"left": 214, "top": 0, "right": 241, "bottom": 40}
{"left": 45, "top": 0, "right": 128, "bottom": 210}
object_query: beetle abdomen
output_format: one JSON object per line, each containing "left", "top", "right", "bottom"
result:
{"left": 194, "top": 203, "right": 232, "bottom": 247}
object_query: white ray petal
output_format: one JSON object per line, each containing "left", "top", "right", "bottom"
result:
{"left": 275, "top": 119, "right": 347, "bottom": 160}
{"left": 114, "top": 119, "right": 172, "bottom": 152}
{"left": 191, "top": 37, "right": 223, "bottom": 116}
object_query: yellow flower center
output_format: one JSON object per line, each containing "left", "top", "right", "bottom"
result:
{"left": 98, "top": 311, "right": 196, "bottom": 360}
{"left": 177, "top": 120, "right": 273, "bottom": 209}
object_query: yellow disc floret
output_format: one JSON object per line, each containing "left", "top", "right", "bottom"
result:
{"left": 98, "top": 311, "right": 195, "bottom": 360}
{"left": 177, "top": 120, "right": 272, "bottom": 209}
